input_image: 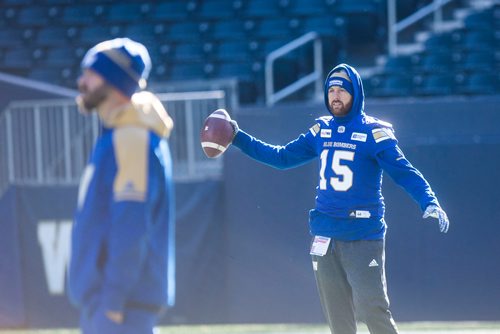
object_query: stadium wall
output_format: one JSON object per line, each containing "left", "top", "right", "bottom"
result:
{"left": 0, "top": 96, "right": 499, "bottom": 328}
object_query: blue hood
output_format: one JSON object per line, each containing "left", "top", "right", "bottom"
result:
{"left": 324, "top": 63, "right": 365, "bottom": 122}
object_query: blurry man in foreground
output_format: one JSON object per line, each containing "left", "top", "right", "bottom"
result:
{"left": 69, "top": 38, "right": 175, "bottom": 334}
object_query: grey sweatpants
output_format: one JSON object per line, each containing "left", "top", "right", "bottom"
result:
{"left": 311, "top": 239, "right": 399, "bottom": 334}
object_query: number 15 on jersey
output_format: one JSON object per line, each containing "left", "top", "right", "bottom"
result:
{"left": 319, "top": 149, "right": 355, "bottom": 192}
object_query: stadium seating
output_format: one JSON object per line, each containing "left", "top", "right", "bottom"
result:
{"left": 458, "top": 72, "right": 498, "bottom": 95}
{"left": 105, "top": 3, "right": 151, "bottom": 23}
{"left": 167, "top": 21, "right": 210, "bottom": 43}
{"left": 216, "top": 61, "right": 256, "bottom": 79}
{"left": 78, "top": 26, "right": 119, "bottom": 46}
{"left": 299, "top": 16, "right": 346, "bottom": 37}
{"left": 253, "top": 18, "right": 301, "bottom": 40}
{"left": 27, "top": 67, "right": 63, "bottom": 82}
{"left": 211, "top": 19, "right": 254, "bottom": 41}
{"left": 198, "top": 0, "right": 242, "bottom": 19}
{"left": 169, "top": 62, "right": 211, "bottom": 81}
{"left": 35, "top": 27, "right": 76, "bottom": 46}
{"left": 122, "top": 23, "right": 166, "bottom": 46}
{"left": 417, "top": 51, "right": 455, "bottom": 74}
{"left": 0, "top": 0, "right": 497, "bottom": 105}
{"left": 370, "top": 4, "right": 500, "bottom": 99}
{"left": 243, "top": 0, "right": 287, "bottom": 18}
{"left": 371, "top": 74, "right": 414, "bottom": 97}
{"left": 60, "top": 4, "right": 105, "bottom": 25}
{"left": 423, "top": 33, "right": 455, "bottom": 53}
{"left": 2, "top": 48, "right": 36, "bottom": 71}
{"left": 414, "top": 73, "right": 455, "bottom": 96}
{"left": 43, "top": 47, "right": 82, "bottom": 67}
{"left": 215, "top": 41, "right": 255, "bottom": 62}
{"left": 381, "top": 55, "right": 414, "bottom": 75}
{"left": 288, "top": 0, "right": 334, "bottom": 16}
{"left": 458, "top": 51, "right": 496, "bottom": 73}
{"left": 173, "top": 42, "right": 213, "bottom": 62}
{"left": 17, "top": 6, "right": 55, "bottom": 26}
{"left": 0, "top": 29, "right": 29, "bottom": 47}
{"left": 150, "top": 1, "right": 195, "bottom": 22}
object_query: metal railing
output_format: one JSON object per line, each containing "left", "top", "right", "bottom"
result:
{"left": 265, "top": 31, "right": 323, "bottom": 106}
{"left": 388, "top": 0, "right": 456, "bottom": 56}
{"left": 0, "top": 90, "right": 226, "bottom": 196}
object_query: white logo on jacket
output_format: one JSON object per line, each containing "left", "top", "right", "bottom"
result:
{"left": 320, "top": 129, "right": 332, "bottom": 138}
{"left": 351, "top": 132, "right": 367, "bottom": 142}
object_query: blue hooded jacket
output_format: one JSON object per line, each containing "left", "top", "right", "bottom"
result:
{"left": 69, "top": 92, "right": 176, "bottom": 314}
{"left": 233, "top": 64, "right": 439, "bottom": 240}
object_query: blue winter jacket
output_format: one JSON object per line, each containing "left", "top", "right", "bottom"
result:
{"left": 232, "top": 64, "right": 439, "bottom": 240}
{"left": 69, "top": 92, "right": 175, "bottom": 314}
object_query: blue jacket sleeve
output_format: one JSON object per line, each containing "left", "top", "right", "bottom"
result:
{"left": 232, "top": 129, "right": 317, "bottom": 169}
{"left": 376, "top": 145, "right": 439, "bottom": 211}
{"left": 100, "top": 201, "right": 149, "bottom": 312}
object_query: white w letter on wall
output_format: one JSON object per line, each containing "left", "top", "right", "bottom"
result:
{"left": 37, "top": 220, "right": 72, "bottom": 295}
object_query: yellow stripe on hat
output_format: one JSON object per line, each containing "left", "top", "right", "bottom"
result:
{"left": 103, "top": 49, "right": 142, "bottom": 83}
{"left": 330, "top": 70, "right": 351, "bottom": 82}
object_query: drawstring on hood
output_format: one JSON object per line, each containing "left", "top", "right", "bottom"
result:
{"left": 324, "top": 63, "right": 365, "bottom": 123}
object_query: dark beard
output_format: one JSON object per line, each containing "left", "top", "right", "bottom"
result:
{"left": 77, "top": 83, "right": 111, "bottom": 113}
{"left": 329, "top": 99, "right": 352, "bottom": 116}
{"left": 330, "top": 101, "right": 346, "bottom": 115}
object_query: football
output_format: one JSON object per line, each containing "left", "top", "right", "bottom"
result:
{"left": 200, "top": 109, "right": 235, "bottom": 158}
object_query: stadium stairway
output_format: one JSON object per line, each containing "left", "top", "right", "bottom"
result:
{"left": 366, "top": 0, "right": 500, "bottom": 98}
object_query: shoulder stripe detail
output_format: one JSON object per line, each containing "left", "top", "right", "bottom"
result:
{"left": 372, "top": 128, "right": 395, "bottom": 143}
{"left": 113, "top": 127, "right": 149, "bottom": 202}
{"left": 309, "top": 124, "right": 320, "bottom": 136}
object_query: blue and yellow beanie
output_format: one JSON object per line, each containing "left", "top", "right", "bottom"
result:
{"left": 81, "top": 38, "right": 151, "bottom": 98}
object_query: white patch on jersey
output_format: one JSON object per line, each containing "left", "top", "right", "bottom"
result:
{"left": 337, "top": 126, "right": 345, "bottom": 133}
{"left": 349, "top": 210, "right": 371, "bottom": 218}
{"left": 369, "top": 259, "right": 379, "bottom": 267}
{"left": 351, "top": 132, "right": 367, "bottom": 142}
{"left": 356, "top": 210, "right": 371, "bottom": 218}
{"left": 320, "top": 129, "right": 332, "bottom": 138}
{"left": 372, "top": 128, "right": 395, "bottom": 143}
{"left": 309, "top": 124, "right": 320, "bottom": 136}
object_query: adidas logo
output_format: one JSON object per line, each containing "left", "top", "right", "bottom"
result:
{"left": 369, "top": 259, "right": 379, "bottom": 267}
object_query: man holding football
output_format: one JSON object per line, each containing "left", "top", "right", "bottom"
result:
{"left": 226, "top": 63, "right": 449, "bottom": 334}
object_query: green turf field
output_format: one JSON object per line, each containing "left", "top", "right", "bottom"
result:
{"left": 1, "top": 322, "right": 499, "bottom": 334}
